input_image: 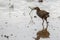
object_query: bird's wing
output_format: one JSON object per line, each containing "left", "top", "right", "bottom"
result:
{"left": 41, "top": 10, "right": 49, "bottom": 15}
{"left": 38, "top": 10, "right": 49, "bottom": 18}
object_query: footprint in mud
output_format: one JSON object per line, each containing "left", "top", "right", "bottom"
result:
{"left": 35, "top": 28, "right": 50, "bottom": 40}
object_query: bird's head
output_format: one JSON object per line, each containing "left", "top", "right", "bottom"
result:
{"left": 47, "top": 12, "right": 50, "bottom": 17}
{"left": 29, "top": 7, "right": 40, "bottom": 11}
{"left": 32, "top": 7, "right": 40, "bottom": 10}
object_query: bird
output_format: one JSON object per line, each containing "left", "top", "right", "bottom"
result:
{"left": 31, "top": 7, "right": 49, "bottom": 30}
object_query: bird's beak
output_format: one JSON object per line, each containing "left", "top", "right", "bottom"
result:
{"left": 29, "top": 7, "right": 33, "bottom": 10}
{"left": 32, "top": 8, "right": 34, "bottom": 10}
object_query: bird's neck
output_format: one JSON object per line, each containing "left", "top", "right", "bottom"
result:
{"left": 36, "top": 9, "right": 41, "bottom": 12}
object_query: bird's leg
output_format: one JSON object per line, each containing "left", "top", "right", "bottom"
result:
{"left": 46, "top": 19, "right": 49, "bottom": 29}
{"left": 42, "top": 19, "right": 44, "bottom": 30}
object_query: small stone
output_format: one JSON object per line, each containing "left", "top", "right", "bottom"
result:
{"left": 5, "top": 22, "right": 8, "bottom": 24}
{"left": 34, "top": 16, "right": 37, "bottom": 18}
{"left": 34, "top": 29, "right": 37, "bottom": 31}
{"left": 1, "top": 35, "right": 3, "bottom": 37}
{"left": 4, "top": 35, "right": 9, "bottom": 39}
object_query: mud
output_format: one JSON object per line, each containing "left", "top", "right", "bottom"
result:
{"left": 35, "top": 28, "right": 50, "bottom": 40}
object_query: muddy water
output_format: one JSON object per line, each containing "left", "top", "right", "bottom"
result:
{"left": 35, "top": 19, "right": 50, "bottom": 40}
{"left": 35, "top": 28, "right": 50, "bottom": 40}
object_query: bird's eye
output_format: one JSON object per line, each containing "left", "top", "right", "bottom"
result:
{"left": 47, "top": 12, "right": 49, "bottom": 14}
